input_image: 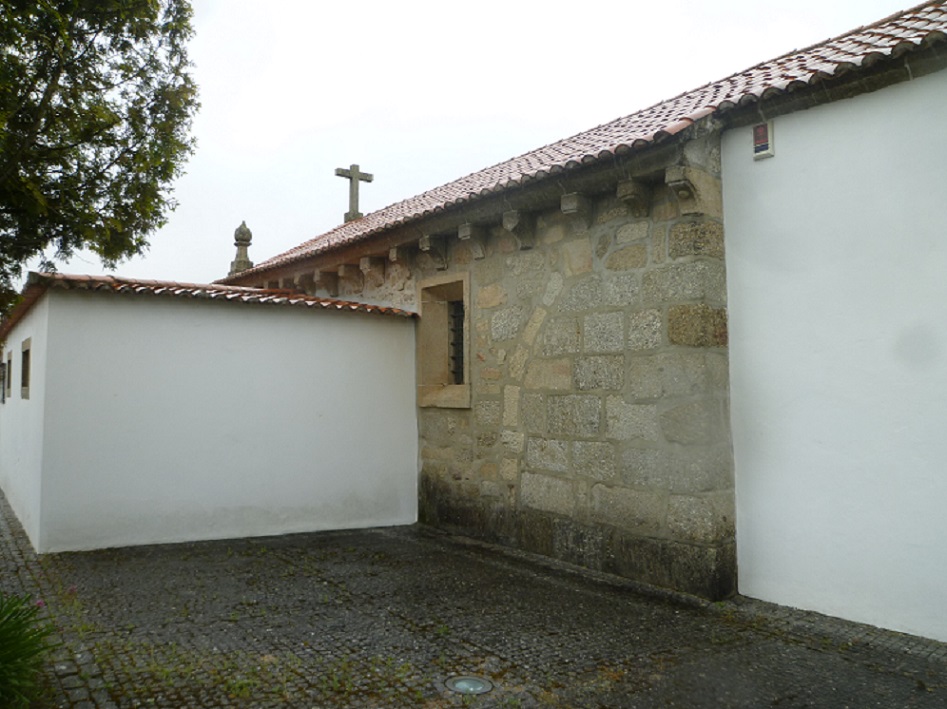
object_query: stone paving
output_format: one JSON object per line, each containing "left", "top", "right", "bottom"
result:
{"left": 2, "top": 491, "right": 947, "bottom": 708}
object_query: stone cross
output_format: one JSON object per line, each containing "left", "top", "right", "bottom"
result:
{"left": 335, "top": 163, "right": 373, "bottom": 222}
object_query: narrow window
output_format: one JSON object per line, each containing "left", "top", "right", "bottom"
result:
{"left": 0, "top": 362, "right": 5, "bottom": 404}
{"left": 418, "top": 275, "right": 470, "bottom": 408}
{"left": 20, "top": 338, "right": 30, "bottom": 400}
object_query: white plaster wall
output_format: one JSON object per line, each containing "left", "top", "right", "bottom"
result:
{"left": 723, "top": 68, "right": 947, "bottom": 641}
{"left": 38, "top": 290, "right": 417, "bottom": 552}
{"left": 0, "top": 297, "right": 48, "bottom": 546}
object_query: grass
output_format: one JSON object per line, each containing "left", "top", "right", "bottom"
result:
{"left": 0, "top": 591, "right": 57, "bottom": 708}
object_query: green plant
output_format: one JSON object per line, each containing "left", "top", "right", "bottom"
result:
{"left": 0, "top": 592, "right": 57, "bottom": 707}
{"left": 226, "top": 675, "right": 259, "bottom": 699}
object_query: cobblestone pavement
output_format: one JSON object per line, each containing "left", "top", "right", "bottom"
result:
{"left": 3, "top": 492, "right": 947, "bottom": 708}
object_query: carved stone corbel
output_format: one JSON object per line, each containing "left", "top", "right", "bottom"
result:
{"left": 502, "top": 210, "right": 535, "bottom": 250}
{"left": 315, "top": 270, "right": 339, "bottom": 297}
{"left": 560, "top": 193, "right": 591, "bottom": 227}
{"left": 359, "top": 256, "right": 386, "bottom": 289}
{"left": 294, "top": 272, "right": 316, "bottom": 294}
{"left": 666, "top": 166, "right": 696, "bottom": 202}
{"left": 458, "top": 223, "right": 486, "bottom": 260}
{"left": 337, "top": 263, "right": 362, "bottom": 289}
{"left": 616, "top": 179, "right": 652, "bottom": 218}
{"left": 386, "top": 246, "right": 411, "bottom": 291}
{"left": 419, "top": 234, "right": 448, "bottom": 270}
{"left": 665, "top": 165, "right": 721, "bottom": 217}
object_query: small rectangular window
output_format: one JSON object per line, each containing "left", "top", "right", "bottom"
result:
{"left": 0, "top": 362, "right": 5, "bottom": 404}
{"left": 20, "top": 338, "right": 30, "bottom": 400}
{"left": 418, "top": 275, "right": 470, "bottom": 408}
{"left": 4, "top": 352, "right": 11, "bottom": 400}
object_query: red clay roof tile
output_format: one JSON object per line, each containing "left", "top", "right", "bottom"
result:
{"left": 0, "top": 272, "right": 414, "bottom": 343}
{"left": 235, "top": 3, "right": 946, "bottom": 279}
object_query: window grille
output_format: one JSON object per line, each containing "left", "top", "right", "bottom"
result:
{"left": 448, "top": 300, "right": 465, "bottom": 385}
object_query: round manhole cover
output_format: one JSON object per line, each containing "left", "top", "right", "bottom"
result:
{"left": 445, "top": 675, "right": 494, "bottom": 695}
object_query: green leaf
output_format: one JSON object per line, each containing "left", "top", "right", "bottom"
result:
{"left": 0, "top": 591, "right": 57, "bottom": 707}
{"left": 0, "top": 0, "right": 199, "bottom": 316}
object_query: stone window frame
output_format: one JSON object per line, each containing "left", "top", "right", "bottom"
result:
{"left": 20, "top": 338, "right": 31, "bottom": 400}
{"left": 417, "top": 273, "right": 470, "bottom": 409}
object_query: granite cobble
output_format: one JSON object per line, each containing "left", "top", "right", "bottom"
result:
{"left": 2, "top": 490, "right": 947, "bottom": 707}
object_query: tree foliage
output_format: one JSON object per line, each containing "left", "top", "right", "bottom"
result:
{"left": 0, "top": 0, "right": 198, "bottom": 313}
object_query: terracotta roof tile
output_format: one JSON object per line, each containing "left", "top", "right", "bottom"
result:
{"left": 238, "top": 1, "right": 946, "bottom": 277}
{"left": 0, "top": 272, "right": 414, "bottom": 342}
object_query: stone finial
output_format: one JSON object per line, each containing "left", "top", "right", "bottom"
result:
{"left": 229, "top": 221, "right": 254, "bottom": 276}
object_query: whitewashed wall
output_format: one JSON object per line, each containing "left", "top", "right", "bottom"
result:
{"left": 24, "top": 289, "right": 417, "bottom": 552}
{"left": 0, "top": 297, "right": 49, "bottom": 546}
{"left": 723, "top": 68, "right": 947, "bottom": 641}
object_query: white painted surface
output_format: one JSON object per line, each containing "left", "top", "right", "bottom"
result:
{"left": 723, "top": 68, "right": 947, "bottom": 641}
{"left": 0, "top": 297, "right": 48, "bottom": 546}
{"left": 15, "top": 289, "right": 417, "bottom": 552}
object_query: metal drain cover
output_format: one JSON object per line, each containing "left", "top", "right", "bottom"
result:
{"left": 445, "top": 675, "right": 494, "bottom": 694}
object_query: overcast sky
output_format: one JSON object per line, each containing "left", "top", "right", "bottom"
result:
{"left": 40, "top": 0, "right": 909, "bottom": 286}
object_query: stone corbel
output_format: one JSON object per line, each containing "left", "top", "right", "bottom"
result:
{"left": 359, "top": 256, "right": 386, "bottom": 289}
{"left": 502, "top": 210, "right": 535, "bottom": 250}
{"left": 616, "top": 179, "right": 652, "bottom": 218}
{"left": 419, "top": 234, "right": 448, "bottom": 270}
{"left": 337, "top": 263, "right": 363, "bottom": 293}
{"left": 386, "top": 246, "right": 411, "bottom": 291}
{"left": 315, "top": 270, "right": 339, "bottom": 297}
{"left": 560, "top": 193, "right": 591, "bottom": 227}
{"left": 458, "top": 223, "right": 487, "bottom": 260}
{"left": 665, "top": 165, "right": 721, "bottom": 217}
{"left": 294, "top": 272, "right": 316, "bottom": 294}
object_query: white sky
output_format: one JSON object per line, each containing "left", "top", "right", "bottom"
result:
{"left": 38, "top": 0, "right": 909, "bottom": 285}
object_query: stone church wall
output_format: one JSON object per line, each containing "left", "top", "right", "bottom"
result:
{"left": 332, "top": 133, "right": 736, "bottom": 599}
